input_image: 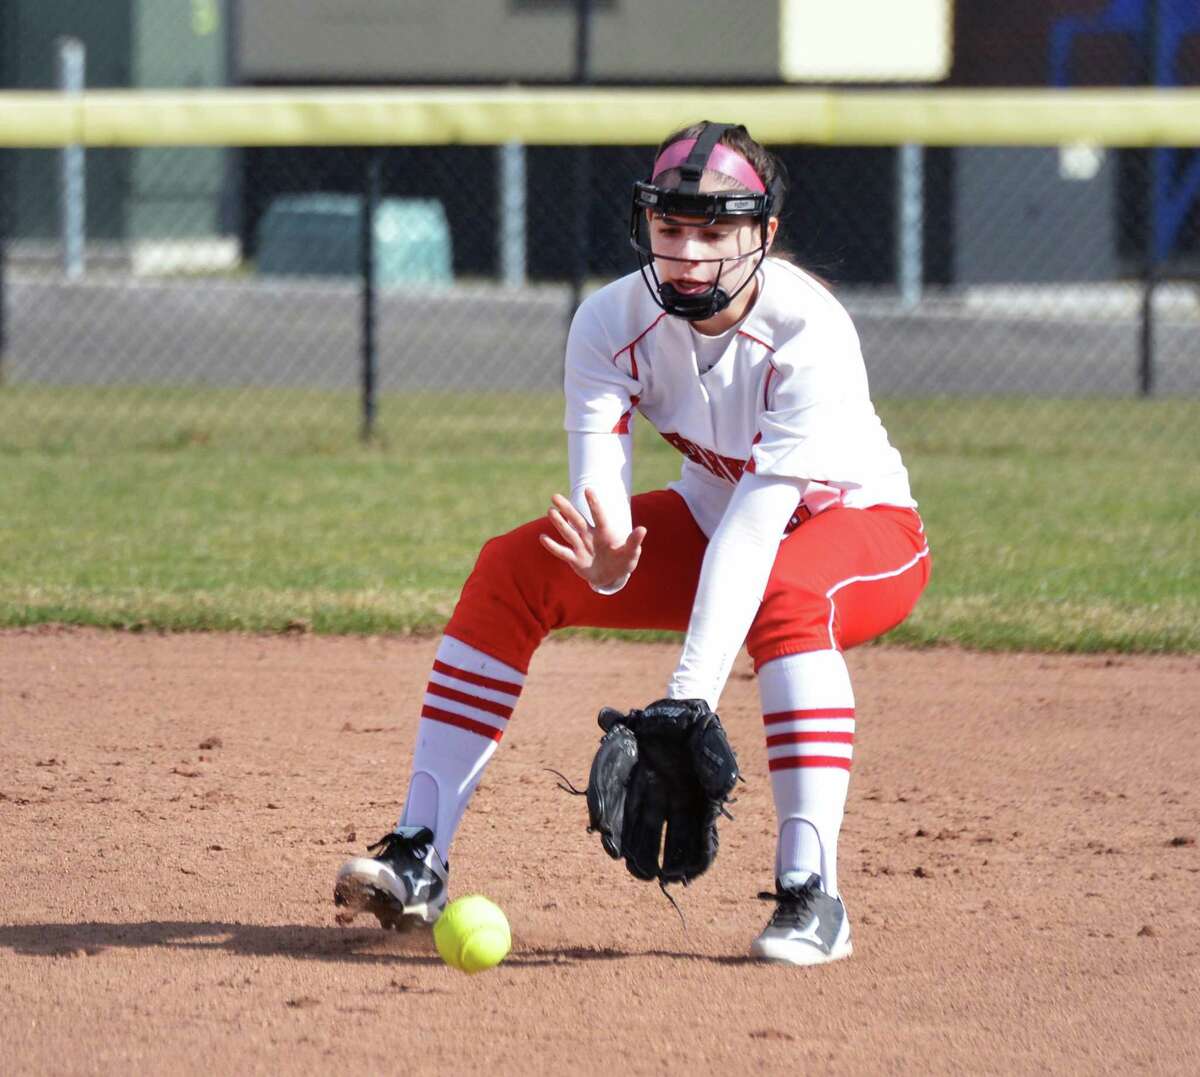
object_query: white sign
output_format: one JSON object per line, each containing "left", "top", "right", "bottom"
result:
{"left": 780, "top": 0, "right": 953, "bottom": 83}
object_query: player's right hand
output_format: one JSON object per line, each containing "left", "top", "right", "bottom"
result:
{"left": 539, "top": 488, "right": 646, "bottom": 592}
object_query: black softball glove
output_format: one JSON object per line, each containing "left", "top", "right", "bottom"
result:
{"left": 584, "top": 698, "right": 740, "bottom": 886}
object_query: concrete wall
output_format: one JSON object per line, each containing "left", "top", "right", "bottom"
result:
{"left": 237, "top": 0, "right": 778, "bottom": 83}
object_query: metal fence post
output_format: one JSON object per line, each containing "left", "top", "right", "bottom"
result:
{"left": 1139, "top": 155, "right": 1159, "bottom": 399}
{"left": 361, "top": 150, "right": 382, "bottom": 442}
{"left": 56, "top": 37, "right": 86, "bottom": 281}
{"left": 1138, "top": 0, "right": 1163, "bottom": 398}
{"left": 499, "top": 141, "right": 527, "bottom": 287}
{"left": 897, "top": 144, "right": 924, "bottom": 309}
{"left": 569, "top": 0, "right": 594, "bottom": 324}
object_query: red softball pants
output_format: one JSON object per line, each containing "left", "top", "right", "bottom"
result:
{"left": 445, "top": 489, "right": 930, "bottom": 676}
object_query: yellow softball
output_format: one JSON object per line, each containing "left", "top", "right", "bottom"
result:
{"left": 433, "top": 894, "right": 512, "bottom": 974}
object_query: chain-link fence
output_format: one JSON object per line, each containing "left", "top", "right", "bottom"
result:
{"left": 1, "top": 138, "right": 1196, "bottom": 446}
{"left": 0, "top": 1, "right": 1197, "bottom": 450}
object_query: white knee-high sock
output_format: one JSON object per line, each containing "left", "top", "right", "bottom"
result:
{"left": 399, "top": 636, "right": 524, "bottom": 864}
{"left": 757, "top": 649, "right": 855, "bottom": 897}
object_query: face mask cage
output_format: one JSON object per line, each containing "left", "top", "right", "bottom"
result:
{"left": 628, "top": 183, "right": 773, "bottom": 321}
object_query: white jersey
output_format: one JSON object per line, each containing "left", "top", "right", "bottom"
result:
{"left": 564, "top": 258, "right": 914, "bottom": 537}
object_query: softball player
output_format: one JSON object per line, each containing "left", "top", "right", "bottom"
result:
{"left": 336, "top": 122, "right": 930, "bottom": 965}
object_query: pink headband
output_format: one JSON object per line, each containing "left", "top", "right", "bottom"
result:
{"left": 651, "top": 139, "right": 766, "bottom": 195}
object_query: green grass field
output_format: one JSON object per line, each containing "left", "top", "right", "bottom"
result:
{"left": 1, "top": 386, "right": 1197, "bottom": 652}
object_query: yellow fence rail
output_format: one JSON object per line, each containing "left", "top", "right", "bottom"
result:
{"left": 1, "top": 86, "right": 1199, "bottom": 148}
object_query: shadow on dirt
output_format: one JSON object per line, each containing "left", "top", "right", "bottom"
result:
{"left": 515, "top": 945, "right": 760, "bottom": 967}
{"left": 0, "top": 921, "right": 439, "bottom": 965}
{"left": 0, "top": 922, "right": 759, "bottom": 966}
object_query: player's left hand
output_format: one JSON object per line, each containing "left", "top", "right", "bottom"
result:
{"left": 539, "top": 488, "right": 646, "bottom": 591}
{"left": 583, "top": 698, "right": 740, "bottom": 886}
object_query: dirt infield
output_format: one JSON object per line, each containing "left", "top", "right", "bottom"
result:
{"left": 2, "top": 628, "right": 1198, "bottom": 1075}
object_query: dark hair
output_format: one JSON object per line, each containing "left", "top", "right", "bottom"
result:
{"left": 654, "top": 122, "right": 789, "bottom": 218}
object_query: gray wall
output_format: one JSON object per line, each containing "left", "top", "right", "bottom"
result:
{"left": 955, "top": 147, "right": 1119, "bottom": 285}
{"left": 237, "top": 0, "right": 778, "bottom": 82}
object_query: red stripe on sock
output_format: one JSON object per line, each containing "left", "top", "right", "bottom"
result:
{"left": 763, "top": 707, "right": 855, "bottom": 726}
{"left": 425, "top": 680, "right": 514, "bottom": 719}
{"left": 766, "top": 731, "right": 855, "bottom": 748}
{"left": 768, "top": 755, "right": 853, "bottom": 772}
{"left": 431, "top": 659, "right": 522, "bottom": 696}
{"left": 420, "top": 704, "right": 505, "bottom": 742}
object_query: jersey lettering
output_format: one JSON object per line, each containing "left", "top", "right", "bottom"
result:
{"left": 659, "top": 430, "right": 748, "bottom": 484}
{"left": 660, "top": 430, "right": 812, "bottom": 533}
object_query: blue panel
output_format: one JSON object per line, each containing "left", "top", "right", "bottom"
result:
{"left": 1049, "top": 0, "right": 1200, "bottom": 260}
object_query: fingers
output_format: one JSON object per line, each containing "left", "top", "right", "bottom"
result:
{"left": 623, "top": 525, "right": 647, "bottom": 573}
{"left": 547, "top": 495, "right": 587, "bottom": 543}
{"left": 540, "top": 515, "right": 646, "bottom": 588}
{"left": 538, "top": 531, "right": 580, "bottom": 566}
{"left": 551, "top": 488, "right": 620, "bottom": 543}
{"left": 550, "top": 492, "right": 590, "bottom": 535}
{"left": 548, "top": 507, "right": 593, "bottom": 559}
{"left": 543, "top": 493, "right": 593, "bottom": 574}
{"left": 583, "top": 487, "right": 608, "bottom": 530}
{"left": 543, "top": 491, "right": 645, "bottom": 585}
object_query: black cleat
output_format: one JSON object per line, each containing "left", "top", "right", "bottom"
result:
{"left": 334, "top": 826, "right": 449, "bottom": 931}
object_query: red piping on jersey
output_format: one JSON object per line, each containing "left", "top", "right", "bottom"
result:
{"left": 613, "top": 394, "right": 641, "bottom": 435}
{"left": 745, "top": 431, "right": 763, "bottom": 474}
{"left": 608, "top": 314, "right": 665, "bottom": 433}
{"left": 761, "top": 366, "right": 776, "bottom": 411}
{"left": 737, "top": 328, "right": 775, "bottom": 352}
{"left": 614, "top": 312, "right": 669, "bottom": 374}
{"left": 739, "top": 332, "right": 777, "bottom": 470}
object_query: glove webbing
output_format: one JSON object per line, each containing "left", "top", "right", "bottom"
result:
{"left": 545, "top": 765, "right": 740, "bottom": 931}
